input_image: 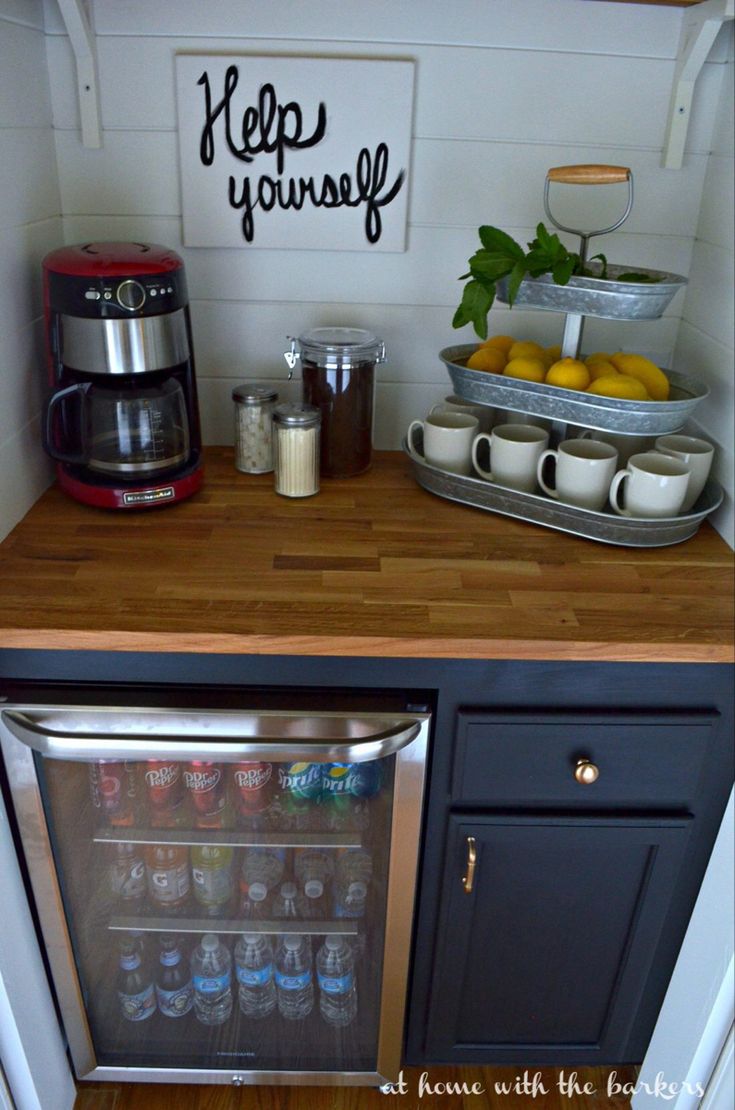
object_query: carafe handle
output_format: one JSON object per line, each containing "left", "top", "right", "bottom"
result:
{"left": 43, "top": 382, "right": 90, "bottom": 465}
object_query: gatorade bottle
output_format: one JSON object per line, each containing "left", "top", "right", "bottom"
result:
{"left": 191, "top": 846, "right": 234, "bottom": 917}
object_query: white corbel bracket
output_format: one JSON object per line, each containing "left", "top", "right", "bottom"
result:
{"left": 56, "top": 0, "right": 102, "bottom": 148}
{"left": 662, "top": 0, "right": 734, "bottom": 169}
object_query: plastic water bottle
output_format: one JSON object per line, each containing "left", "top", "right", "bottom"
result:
{"left": 275, "top": 934, "right": 314, "bottom": 1019}
{"left": 155, "top": 934, "right": 194, "bottom": 1018}
{"left": 191, "top": 933, "right": 233, "bottom": 1025}
{"left": 234, "top": 933, "right": 276, "bottom": 1018}
{"left": 241, "top": 881, "right": 270, "bottom": 920}
{"left": 334, "top": 848, "right": 373, "bottom": 919}
{"left": 117, "top": 937, "right": 156, "bottom": 1022}
{"left": 316, "top": 935, "right": 358, "bottom": 1026}
{"left": 239, "top": 847, "right": 285, "bottom": 910}
{"left": 294, "top": 848, "right": 333, "bottom": 920}
{"left": 272, "top": 881, "right": 299, "bottom": 920}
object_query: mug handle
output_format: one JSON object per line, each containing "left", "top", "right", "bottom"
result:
{"left": 471, "top": 433, "right": 493, "bottom": 481}
{"left": 537, "top": 449, "right": 559, "bottom": 499}
{"left": 406, "top": 420, "right": 426, "bottom": 463}
{"left": 608, "top": 468, "right": 631, "bottom": 517}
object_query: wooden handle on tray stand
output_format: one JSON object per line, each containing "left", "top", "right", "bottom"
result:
{"left": 547, "top": 164, "right": 631, "bottom": 185}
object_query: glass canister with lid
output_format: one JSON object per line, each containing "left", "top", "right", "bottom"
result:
{"left": 285, "top": 327, "right": 385, "bottom": 478}
{"left": 232, "top": 384, "right": 278, "bottom": 474}
{"left": 272, "top": 402, "right": 321, "bottom": 498}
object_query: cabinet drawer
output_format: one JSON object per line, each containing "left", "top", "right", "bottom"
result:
{"left": 453, "top": 710, "right": 717, "bottom": 809}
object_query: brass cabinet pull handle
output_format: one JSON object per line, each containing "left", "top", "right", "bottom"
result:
{"left": 462, "top": 836, "right": 477, "bottom": 893}
{"left": 574, "top": 758, "right": 600, "bottom": 785}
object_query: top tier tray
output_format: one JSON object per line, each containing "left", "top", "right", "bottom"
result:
{"left": 495, "top": 264, "right": 687, "bottom": 320}
{"left": 441, "top": 345, "right": 709, "bottom": 436}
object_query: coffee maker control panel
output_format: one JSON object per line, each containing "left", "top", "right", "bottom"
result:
{"left": 47, "top": 270, "right": 188, "bottom": 319}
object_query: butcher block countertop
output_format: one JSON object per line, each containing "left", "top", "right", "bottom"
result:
{"left": 0, "top": 448, "right": 732, "bottom": 663}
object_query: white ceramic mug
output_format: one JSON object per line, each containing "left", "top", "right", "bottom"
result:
{"left": 654, "top": 434, "right": 714, "bottom": 512}
{"left": 609, "top": 452, "right": 691, "bottom": 518}
{"left": 471, "top": 423, "right": 550, "bottom": 493}
{"left": 577, "top": 430, "right": 654, "bottom": 466}
{"left": 537, "top": 438, "right": 619, "bottom": 511}
{"left": 431, "top": 395, "right": 494, "bottom": 433}
{"left": 407, "top": 412, "right": 479, "bottom": 476}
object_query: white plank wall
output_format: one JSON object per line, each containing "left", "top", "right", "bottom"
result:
{"left": 673, "top": 26, "right": 735, "bottom": 548}
{"left": 0, "top": 0, "right": 726, "bottom": 545}
{"left": 0, "top": 1, "right": 58, "bottom": 541}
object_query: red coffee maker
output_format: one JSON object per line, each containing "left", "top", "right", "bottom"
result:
{"left": 42, "top": 241, "right": 203, "bottom": 509}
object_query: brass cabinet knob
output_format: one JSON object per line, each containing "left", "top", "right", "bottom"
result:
{"left": 462, "top": 836, "right": 477, "bottom": 893}
{"left": 574, "top": 758, "right": 600, "bottom": 785}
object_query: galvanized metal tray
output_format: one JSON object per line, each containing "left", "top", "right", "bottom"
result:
{"left": 441, "top": 345, "right": 708, "bottom": 435}
{"left": 403, "top": 436, "right": 722, "bottom": 548}
{"left": 495, "top": 264, "right": 687, "bottom": 320}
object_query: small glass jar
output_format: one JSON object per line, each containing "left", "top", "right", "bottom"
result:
{"left": 232, "top": 384, "right": 278, "bottom": 474}
{"left": 273, "top": 402, "right": 321, "bottom": 498}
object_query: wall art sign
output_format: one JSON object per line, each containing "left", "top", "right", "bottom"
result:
{"left": 175, "top": 54, "right": 415, "bottom": 251}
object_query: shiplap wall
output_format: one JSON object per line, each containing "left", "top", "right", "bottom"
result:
{"left": 672, "top": 25, "right": 734, "bottom": 548}
{"left": 4, "top": 0, "right": 732, "bottom": 544}
{"left": 0, "top": 0, "right": 58, "bottom": 539}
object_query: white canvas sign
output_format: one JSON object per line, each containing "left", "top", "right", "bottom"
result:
{"left": 175, "top": 54, "right": 415, "bottom": 252}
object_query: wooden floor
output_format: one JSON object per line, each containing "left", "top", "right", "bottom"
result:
{"left": 76, "top": 1066, "right": 639, "bottom": 1108}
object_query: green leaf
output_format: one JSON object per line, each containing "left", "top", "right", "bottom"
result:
{"left": 589, "top": 252, "right": 609, "bottom": 280}
{"left": 478, "top": 226, "right": 525, "bottom": 261}
{"left": 452, "top": 279, "right": 495, "bottom": 338}
{"left": 505, "top": 259, "right": 528, "bottom": 307}
{"left": 469, "top": 252, "right": 516, "bottom": 281}
{"left": 551, "top": 256, "right": 576, "bottom": 285}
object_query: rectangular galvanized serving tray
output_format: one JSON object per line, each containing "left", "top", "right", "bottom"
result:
{"left": 403, "top": 438, "right": 723, "bottom": 548}
{"left": 441, "top": 345, "right": 708, "bottom": 436}
{"left": 495, "top": 265, "right": 687, "bottom": 320}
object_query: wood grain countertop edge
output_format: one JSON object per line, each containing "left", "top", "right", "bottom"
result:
{"left": 0, "top": 629, "right": 731, "bottom": 664}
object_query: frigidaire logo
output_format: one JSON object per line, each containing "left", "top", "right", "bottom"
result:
{"left": 234, "top": 766, "right": 272, "bottom": 790}
{"left": 184, "top": 769, "right": 221, "bottom": 792}
{"left": 144, "top": 765, "right": 179, "bottom": 788}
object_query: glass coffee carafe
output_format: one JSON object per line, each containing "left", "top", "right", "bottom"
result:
{"left": 44, "top": 377, "right": 190, "bottom": 478}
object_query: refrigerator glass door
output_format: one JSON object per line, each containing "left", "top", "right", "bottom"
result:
{"left": 0, "top": 706, "right": 429, "bottom": 1086}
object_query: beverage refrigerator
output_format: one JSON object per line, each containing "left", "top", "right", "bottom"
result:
{"left": 0, "top": 687, "right": 431, "bottom": 1089}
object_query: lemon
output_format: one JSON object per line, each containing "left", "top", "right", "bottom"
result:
{"left": 544, "top": 344, "right": 562, "bottom": 365}
{"left": 587, "top": 374, "right": 650, "bottom": 401}
{"left": 609, "top": 352, "right": 670, "bottom": 401}
{"left": 585, "top": 351, "right": 612, "bottom": 365}
{"left": 503, "top": 356, "right": 546, "bottom": 383}
{"left": 481, "top": 334, "right": 515, "bottom": 355}
{"left": 508, "top": 340, "right": 546, "bottom": 362}
{"left": 587, "top": 360, "right": 619, "bottom": 381}
{"left": 545, "top": 358, "right": 591, "bottom": 392}
{"left": 466, "top": 346, "right": 506, "bottom": 373}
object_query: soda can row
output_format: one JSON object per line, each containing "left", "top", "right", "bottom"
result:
{"left": 89, "top": 758, "right": 383, "bottom": 832}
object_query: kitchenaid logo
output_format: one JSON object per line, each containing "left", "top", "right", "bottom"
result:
{"left": 144, "top": 764, "right": 179, "bottom": 789}
{"left": 234, "top": 765, "right": 272, "bottom": 790}
{"left": 175, "top": 54, "right": 414, "bottom": 251}
{"left": 184, "top": 768, "right": 221, "bottom": 792}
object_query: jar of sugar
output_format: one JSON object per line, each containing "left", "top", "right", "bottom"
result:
{"left": 272, "top": 403, "right": 321, "bottom": 498}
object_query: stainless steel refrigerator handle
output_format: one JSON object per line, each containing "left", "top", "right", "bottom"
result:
{"left": 0, "top": 709, "right": 422, "bottom": 764}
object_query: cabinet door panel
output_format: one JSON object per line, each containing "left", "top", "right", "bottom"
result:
{"left": 425, "top": 816, "right": 690, "bottom": 1064}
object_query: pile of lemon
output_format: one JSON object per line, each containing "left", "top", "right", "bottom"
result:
{"left": 465, "top": 336, "right": 669, "bottom": 401}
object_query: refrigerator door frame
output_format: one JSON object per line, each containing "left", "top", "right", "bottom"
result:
{"left": 0, "top": 704, "right": 430, "bottom": 1088}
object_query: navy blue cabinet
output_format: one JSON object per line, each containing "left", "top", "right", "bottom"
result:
{"left": 408, "top": 700, "right": 734, "bottom": 1066}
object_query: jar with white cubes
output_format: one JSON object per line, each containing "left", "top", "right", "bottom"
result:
{"left": 232, "top": 385, "right": 278, "bottom": 474}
